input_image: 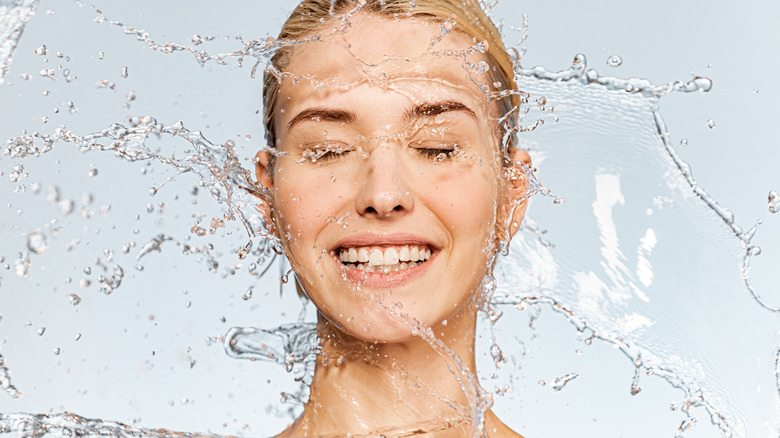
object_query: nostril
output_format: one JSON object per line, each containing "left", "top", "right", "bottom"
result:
{"left": 393, "top": 205, "right": 403, "bottom": 212}
{"left": 365, "top": 206, "right": 377, "bottom": 214}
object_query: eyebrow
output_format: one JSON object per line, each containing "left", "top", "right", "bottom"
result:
{"left": 406, "top": 100, "right": 477, "bottom": 121}
{"left": 287, "top": 108, "right": 356, "bottom": 130}
{"left": 285, "top": 100, "right": 476, "bottom": 131}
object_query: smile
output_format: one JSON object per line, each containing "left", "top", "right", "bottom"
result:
{"left": 338, "top": 245, "right": 432, "bottom": 274}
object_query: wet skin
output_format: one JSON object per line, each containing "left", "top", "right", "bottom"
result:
{"left": 257, "top": 12, "right": 529, "bottom": 438}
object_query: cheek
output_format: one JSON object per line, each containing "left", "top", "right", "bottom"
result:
{"left": 273, "top": 167, "right": 347, "bottom": 246}
{"left": 424, "top": 164, "right": 498, "bottom": 234}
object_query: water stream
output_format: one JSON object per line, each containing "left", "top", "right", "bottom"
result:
{"left": 0, "top": 1, "right": 778, "bottom": 437}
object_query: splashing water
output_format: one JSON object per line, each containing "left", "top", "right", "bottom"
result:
{"left": 0, "top": 1, "right": 778, "bottom": 438}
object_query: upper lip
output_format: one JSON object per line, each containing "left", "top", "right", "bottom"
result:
{"left": 333, "top": 232, "right": 439, "bottom": 251}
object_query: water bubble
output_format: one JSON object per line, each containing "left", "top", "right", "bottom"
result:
{"left": 475, "top": 61, "right": 489, "bottom": 73}
{"left": 53, "top": 347, "right": 61, "bottom": 355}
{"left": 88, "top": 168, "right": 98, "bottom": 177}
{"left": 97, "top": 51, "right": 104, "bottom": 60}
{"left": 191, "top": 34, "right": 203, "bottom": 45}
{"left": 79, "top": 279, "right": 90, "bottom": 288}
{"left": 753, "top": 88, "right": 759, "bottom": 94}
{"left": 680, "top": 138, "right": 688, "bottom": 147}
{"left": 34, "top": 45, "right": 47, "bottom": 55}
{"left": 242, "top": 288, "right": 253, "bottom": 300}
{"left": 74, "top": 333, "right": 82, "bottom": 341}
{"left": 706, "top": 119, "right": 716, "bottom": 129}
{"left": 606, "top": 55, "right": 623, "bottom": 67}
{"left": 20, "top": 73, "right": 31, "bottom": 80}
{"left": 37, "top": 327, "right": 45, "bottom": 336}
{"left": 68, "top": 294, "right": 81, "bottom": 305}
{"left": 121, "top": 66, "right": 128, "bottom": 78}
{"left": 26, "top": 230, "right": 48, "bottom": 255}
{"left": 83, "top": 266, "right": 91, "bottom": 275}
{"left": 768, "top": 191, "right": 779, "bottom": 214}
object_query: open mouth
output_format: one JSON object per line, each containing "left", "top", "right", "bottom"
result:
{"left": 338, "top": 245, "right": 432, "bottom": 274}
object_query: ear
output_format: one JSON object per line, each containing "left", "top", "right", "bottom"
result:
{"left": 255, "top": 149, "right": 275, "bottom": 191}
{"left": 503, "top": 147, "right": 532, "bottom": 240}
{"left": 254, "top": 149, "right": 277, "bottom": 236}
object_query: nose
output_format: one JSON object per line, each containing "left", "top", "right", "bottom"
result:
{"left": 355, "top": 144, "right": 413, "bottom": 218}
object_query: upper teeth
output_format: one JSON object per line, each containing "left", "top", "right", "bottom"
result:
{"left": 338, "top": 245, "right": 432, "bottom": 273}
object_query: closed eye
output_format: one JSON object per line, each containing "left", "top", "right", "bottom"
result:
{"left": 301, "top": 143, "right": 354, "bottom": 163}
{"left": 412, "top": 143, "right": 459, "bottom": 160}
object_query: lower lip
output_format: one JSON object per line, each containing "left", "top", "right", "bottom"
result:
{"left": 336, "top": 255, "right": 434, "bottom": 288}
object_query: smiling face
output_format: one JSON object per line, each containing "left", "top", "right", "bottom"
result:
{"left": 257, "top": 14, "right": 527, "bottom": 343}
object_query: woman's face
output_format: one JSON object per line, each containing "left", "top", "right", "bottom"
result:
{"left": 257, "top": 14, "right": 526, "bottom": 343}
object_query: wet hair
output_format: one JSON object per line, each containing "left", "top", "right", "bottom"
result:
{"left": 262, "top": 0, "right": 519, "bottom": 155}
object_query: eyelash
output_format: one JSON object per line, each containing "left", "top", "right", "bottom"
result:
{"left": 304, "top": 144, "right": 354, "bottom": 162}
{"left": 413, "top": 144, "right": 458, "bottom": 160}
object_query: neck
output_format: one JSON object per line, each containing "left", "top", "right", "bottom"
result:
{"left": 284, "top": 303, "right": 486, "bottom": 437}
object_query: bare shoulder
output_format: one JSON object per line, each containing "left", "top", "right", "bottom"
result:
{"left": 485, "top": 410, "right": 525, "bottom": 438}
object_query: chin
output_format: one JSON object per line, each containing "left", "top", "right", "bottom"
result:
{"left": 329, "top": 306, "right": 429, "bottom": 345}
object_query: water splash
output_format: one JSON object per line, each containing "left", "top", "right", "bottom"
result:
{"left": 0, "top": 2, "right": 777, "bottom": 437}
{"left": 0, "top": 352, "right": 21, "bottom": 399}
{"left": 224, "top": 323, "right": 320, "bottom": 373}
{"left": 0, "top": 0, "right": 39, "bottom": 85}
{"left": 0, "top": 412, "right": 222, "bottom": 438}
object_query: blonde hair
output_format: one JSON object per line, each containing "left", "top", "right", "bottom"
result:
{"left": 262, "top": 0, "right": 519, "bottom": 152}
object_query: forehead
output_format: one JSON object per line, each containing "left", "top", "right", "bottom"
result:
{"left": 277, "top": 14, "right": 492, "bottom": 115}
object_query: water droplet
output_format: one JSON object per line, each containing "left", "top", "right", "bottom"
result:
{"left": 53, "top": 347, "right": 61, "bottom": 355}
{"left": 34, "top": 45, "right": 47, "bottom": 56}
{"left": 97, "top": 51, "right": 105, "bottom": 60}
{"left": 121, "top": 66, "right": 128, "bottom": 78}
{"left": 191, "top": 34, "right": 203, "bottom": 45}
{"left": 83, "top": 266, "right": 91, "bottom": 275}
{"left": 68, "top": 294, "right": 81, "bottom": 305}
{"left": 490, "top": 343, "right": 504, "bottom": 364}
{"left": 706, "top": 119, "right": 716, "bottom": 129}
{"left": 680, "top": 138, "right": 688, "bottom": 147}
{"left": 768, "top": 191, "right": 779, "bottom": 214}
{"left": 74, "top": 333, "right": 82, "bottom": 341}
{"left": 88, "top": 168, "right": 98, "bottom": 177}
{"left": 59, "top": 199, "right": 74, "bottom": 215}
{"left": 26, "top": 230, "right": 48, "bottom": 255}
{"left": 753, "top": 88, "right": 759, "bottom": 94}
{"left": 37, "top": 327, "right": 45, "bottom": 336}
{"left": 552, "top": 372, "right": 579, "bottom": 391}
{"left": 606, "top": 55, "right": 623, "bottom": 67}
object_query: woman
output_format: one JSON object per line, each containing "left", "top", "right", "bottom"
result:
{"left": 254, "top": 0, "right": 532, "bottom": 436}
